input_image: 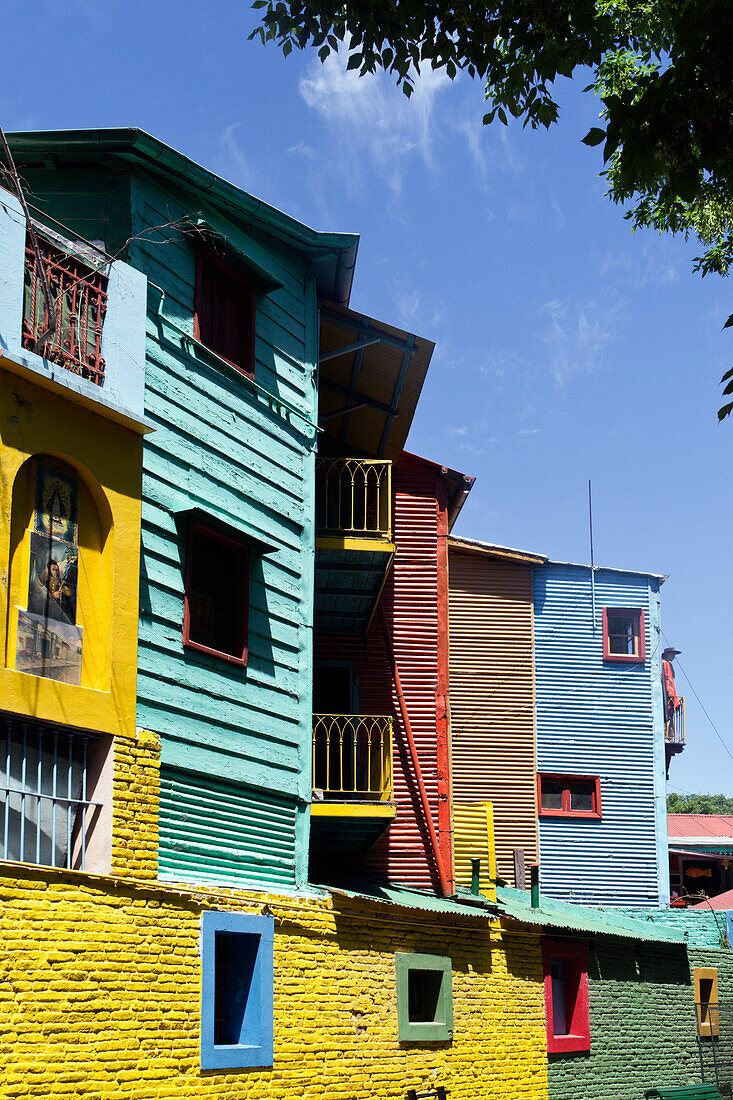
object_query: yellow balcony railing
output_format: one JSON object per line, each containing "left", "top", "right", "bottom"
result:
{"left": 666, "top": 697, "right": 685, "bottom": 746}
{"left": 312, "top": 714, "right": 393, "bottom": 801}
{"left": 315, "top": 458, "right": 392, "bottom": 542}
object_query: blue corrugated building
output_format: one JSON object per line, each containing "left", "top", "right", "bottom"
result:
{"left": 534, "top": 561, "right": 671, "bottom": 907}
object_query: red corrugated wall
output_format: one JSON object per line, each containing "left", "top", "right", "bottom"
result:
{"left": 315, "top": 452, "right": 453, "bottom": 892}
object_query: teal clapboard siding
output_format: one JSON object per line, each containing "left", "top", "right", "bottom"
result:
{"left": 534, "top": 564, "right": 669, "bottom": 908}
{"left": 159, "top": 767, "right": 298, "bottom": 888}
{"left": 129, "top": 173, "right": 318, "bottom": 889}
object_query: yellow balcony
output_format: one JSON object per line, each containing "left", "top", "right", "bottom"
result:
{"left": 314, "top": 459, "right": 394, "bottom": 636}
{"left": 315, "top": 458, "right": 393, "bottom": 547}
{"left": 312, "top": 713, "right": 393, "bottom": 803}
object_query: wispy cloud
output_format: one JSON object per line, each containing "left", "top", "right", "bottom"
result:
{"left": 298, "top": 49, "right": 451, "bottom": 195}
{"left": 600, "top": 245, "right": 678, "bottom": 288}
{"left": 446, "top": 425, "right": 469, "bottom": 436}
{"left": 539, "top": 298, "right": 619, "bottom": 384}
{"left": 518, "top": 427, "right": 540, "bottom": 436}
{"left": 219, "top": 123, "right": 256, "bottom": 191}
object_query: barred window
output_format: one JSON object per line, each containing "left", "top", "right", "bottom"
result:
{"left": 0, "top": 713, "right": 102, "bottom": 870}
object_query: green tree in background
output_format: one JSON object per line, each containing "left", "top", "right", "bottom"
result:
{"left": 252, "top": 0, "right": 733, "bottom": 417}
{"left": 668, "top": 792, "right": 733, "bottom": 814}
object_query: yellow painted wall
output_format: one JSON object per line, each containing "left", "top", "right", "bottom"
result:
{"left": 0, "top": 357, "right": 142, "bottom": 738}
{"left": 0, "top": 726, "right": 550, "bottom": 1100}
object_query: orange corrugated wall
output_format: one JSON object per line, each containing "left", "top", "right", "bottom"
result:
{"left": 448, "top": 548, "right": 538, "bottom": 881}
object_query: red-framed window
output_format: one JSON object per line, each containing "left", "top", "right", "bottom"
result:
{"left": 183, "top": 517, "right": 249, "bottom": 666}
{"left": 194, "top": 246, "right": 256, "bottom": 379}
{"left": 542, "top": 939, "right": 590, "bottom": 1054}
{"left": 538, "top": 774, "right": 602, "bottom": 820}
{"left": 602, "top": 607, "right": 645, "bottom": 663}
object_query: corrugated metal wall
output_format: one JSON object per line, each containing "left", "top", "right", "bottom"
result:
{"left": 159, "top": 767, "right": 298, "bottom": 888}
{"left": 448, "top": 549, "right": 538, "bottom": 881}
{"left": 534, "top": 564, "right": 664, "bottom": 907}
{"left": 453, "top": 801, "right": 496, "bottom": 900}
{"left": 315, "top": 453, "right": 452, "bottom": 892}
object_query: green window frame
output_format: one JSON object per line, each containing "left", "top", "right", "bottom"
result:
{"left": 395, "top": 952, "right": 453, "bottom": 1043}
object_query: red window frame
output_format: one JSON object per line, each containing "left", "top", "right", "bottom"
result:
{"left": 542, "top": 939, "right": 590, "bottom": 1054}
{"left": 602, "top": 606, "right": 646, "bottom": 663}
{"left": 193, "top": 245, "right": 256, "bottom": 380}
{"left": 537, "top": 774, "right": 602, "bottom": 820}
{"left": 182, "top": 517, "right": 249, "bottom": 667}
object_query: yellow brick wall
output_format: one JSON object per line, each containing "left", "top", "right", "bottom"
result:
{"left": 0, "top": 864, "right": 548, "bottom": 1100}
{"left": 0, "top": 730, "right": 549, "bottom": 1100}
{"left": 111, "top": 728, "right": 160, "bottom": 880}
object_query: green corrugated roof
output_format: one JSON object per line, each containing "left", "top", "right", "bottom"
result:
{"left": 327, "top": 879, "right": 498, "bottom": 919}
{"left": 496, "top": 885, "right": 687, "bottom": 943}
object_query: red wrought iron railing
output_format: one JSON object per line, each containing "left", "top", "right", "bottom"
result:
{"left": 22, "top": 232, "right": 108, "bottom": 386}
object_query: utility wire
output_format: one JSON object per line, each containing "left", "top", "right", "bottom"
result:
{"left": 663, "top": 630, "right": 733, "bottom": 767}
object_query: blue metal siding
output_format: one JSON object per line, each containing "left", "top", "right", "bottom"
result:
{"left": 131, "top": 175, "right": 317, "bottom": 888}
{"left": 534, "top": 564, "right": 666, "bottom": 907}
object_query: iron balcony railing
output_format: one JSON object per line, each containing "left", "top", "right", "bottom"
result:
{"left": 665, "top": 697, "right": 685, "bottom": 745}
{"left": 312, "top": 714, "right": 393, "bottom": 801}
{"left": 1, "top": 712, "right": 101, "bottom": 871}
{"left": 315, "top": 458, "right": 392, "bottom": 542}
{"left": 22, "top": 231, "right": 108, "bottom": 386}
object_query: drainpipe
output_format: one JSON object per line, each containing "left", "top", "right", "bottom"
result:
{"left": 378, "top": 603, "right": 452, "bottom": 898}
{"left": 530, "top": 864, "right": 540, "bottom": 908}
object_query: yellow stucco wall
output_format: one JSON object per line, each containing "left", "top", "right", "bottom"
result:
{"left": 0, "top": 727, "right": 551, "bottom": 1100}
{"left": 0, "top": 358, "right": 142, "bottom": 738}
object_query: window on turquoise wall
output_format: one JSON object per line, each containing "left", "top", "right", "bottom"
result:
{"left": 537, "top": 774, "right": 602, "bottom": 820}
{"left": 542, "top": 939, "right": 590, "bottom": 1054}
{"left": 395, "top": 953, "right": 453, "bottom": 1043}
{"left": 183, "top": 516, "right": 249, "bottom": 666}
{"left": 602, "top": 607, "right": 645, "bottom": 663}
{"left": 194, "top": 245, "right": 256, "bottom": 379}
{"left": 200, "top": 912, "right": 274, "bottom": 1070}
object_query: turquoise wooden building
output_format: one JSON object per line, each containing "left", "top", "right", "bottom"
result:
{"left": 9, "top": 128, "right": 359, "bottom": 889}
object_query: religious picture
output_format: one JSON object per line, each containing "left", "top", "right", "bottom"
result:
{"left": 27, "top": 532, "right": 79, "bottom": 625}
{"left": 16, "top": 608, "right": 83, "bottom": 686}
{"left": 34, "top": 462, "right": 78, "bottom": 544}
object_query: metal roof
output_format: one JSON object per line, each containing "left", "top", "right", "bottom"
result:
{"left": 318, "top": 304, "right": 434, "bottom": 461}
{"left": 668, "top": 814, "right": 733, "bottom": 839}
{"left": 496, "top": 885, "right": 687, "bottom": 943}
{"left": 448, "top": 534, "right": 547, "bottom": 564}
{"left": 7, "top": 128, "right": 359, "bottom": 305}
{"left": 326, "top": 878, "right": 497, "bottom": 919}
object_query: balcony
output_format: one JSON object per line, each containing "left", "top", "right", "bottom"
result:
{"left": 314, "top": 458, "right": 395, "bottom": 636}
{"left": 665, "top": 697, "right": 685, "bottom": 772}
{"left": 310, "top": 713, "right": 396, "bottom": 854}
{"left": 23, "top": 232, "right": 108, "bottom": 387}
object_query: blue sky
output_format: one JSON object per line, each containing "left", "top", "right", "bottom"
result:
{"left": 6, "top": 0, "right": 732, "bottom": 795}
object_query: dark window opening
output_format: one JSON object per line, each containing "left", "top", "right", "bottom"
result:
{"left": 184, "top": 521, "right": 249, "bottom": 665}
{"left": 194, "top": 248, "right": 255, "bottom": 379}
{"left": 214, "top": 931, "right": 258, "bottom": 1046}
{"left": 408, "top": 969, "right": 443, "bottom": 1024}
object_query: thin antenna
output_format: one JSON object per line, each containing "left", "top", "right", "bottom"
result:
{"left": 588, "top": 479, "right": 596, "bottom": 631}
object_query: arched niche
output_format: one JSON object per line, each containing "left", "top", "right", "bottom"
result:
{"left": 6, "top": 452, "right": 114, "bottom": 691}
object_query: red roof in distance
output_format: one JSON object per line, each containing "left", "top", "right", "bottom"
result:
{"left": 668, "top": 814, "right": 733, "bottom": 837}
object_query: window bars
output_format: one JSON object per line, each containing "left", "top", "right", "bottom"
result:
{"left": 22, "top": 231, "right": 108, "bottom": 386}
{"left": 1, "top": 713, "right": 101, "bottom": 871}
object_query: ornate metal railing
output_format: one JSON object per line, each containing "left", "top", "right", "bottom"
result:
{"left": 312, "top": 714, "right": 393, "bottom": 801}
{"left": 665, "top": 696, "right": 685, "bottom": 745}
{"left": 315, "top": 458, "right": 392, "bottom": 541}
{"left": 22, "top": 232, "right": 108, "bottom": 386}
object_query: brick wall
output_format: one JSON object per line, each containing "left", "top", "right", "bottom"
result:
{"left": 0, "top": 730, "right": 551, "bottom": 1100}
{"left": 0, "top": 865, "right": 550, "bottom": 1100}
{"left": 547, "top": 936, "right": 732, "bottom": 1100}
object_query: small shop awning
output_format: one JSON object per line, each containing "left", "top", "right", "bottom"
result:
{"left": 496, "top": 885, "right": 687, "bottom": 943}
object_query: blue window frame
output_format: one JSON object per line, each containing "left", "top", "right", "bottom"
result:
{"left": 201, "top": 911, "right": 274, "bottom": 1070}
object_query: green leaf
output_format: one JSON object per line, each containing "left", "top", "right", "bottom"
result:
{"left": 718, "top": 401, "right": 733, "bottom": 421}
{"left": 724, "top": 315, "right": 733, "bottom": 330}
{"left": 346, "top": 52, "right": 362, "bottom": 69}
{"left": 582, "top": 127, "right": 606, "bottom": 146}
{"left": 721, "top": 366, "right": 733, "bottom": 382}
